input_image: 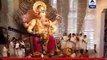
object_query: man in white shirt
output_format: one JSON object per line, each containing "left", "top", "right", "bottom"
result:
{"left": 9, "top": 40, "right": 15, "bottom": 57}
{"left": 20, "top": 40, "right": 25, "bottom": 57}
{"left": 60, "top": 33, "right": 69, "bottom": 49}
{"left": 70, "top": 33, "right": 76, "bottom": 43}
{"left": 15, "top": 41, "right": 20, "bottom": 57}
{"left": 2, "top": 45, "right": 8, "bottom": 57}
{"left": 80, "top": 35, "right": 88, "bottom": 50}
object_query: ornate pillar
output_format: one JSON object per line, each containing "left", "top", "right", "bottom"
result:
{"left": 57, "top": 0, "right": 69, "bottom": 33}
{"left": 0, "top": 0, "right": 8, "bottom": 27}
{"left": 77, "top": 0, "right": 87, "bottom": 33}
{"left": 7, "top": 0, "right": 20, "bottom": 37}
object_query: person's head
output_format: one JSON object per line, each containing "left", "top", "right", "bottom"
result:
{"left": 75, "top": 50, "right": 80, "bottom": 54}
{"left": 84, "top": 35, "right": 87, "bottom": 38}
{"left": 63, "top": 32, "right": 67, "bottom": 36}
{"left": 80, "top": 49, "right": 84, "bottom": 54}
{"left": 73, "top": 50, "right": 77, "bottom": 53}
{"left": 76, "top": 33, "right": 79, "bottom": 36}
{"left": 79, "top": 33, "right": 83, "bottom": 36}
{"left": 68, "top": 33, "right": 71, "bottom": 38}
{"left": 76, "top": 37, "right": 80, "bottom": 41}
{"left": 11, "top": 37, "right": 16, "bottom": 41}
{"left": 72, "top": 33, "right": 76, "bottom": 37}
{"left": 85, "top": 50, "right": 88, "bottom": 53}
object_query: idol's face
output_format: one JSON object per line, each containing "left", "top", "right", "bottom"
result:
{"left": 37, "top": 6, "right": 46, "bottom": 17}
{"left": 38, "top": 6, "right": 46, "bottom": 13}
{"left": 39, "top": 11, "right": 46, "bottom": 17}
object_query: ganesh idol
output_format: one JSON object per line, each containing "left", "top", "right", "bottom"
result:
{"left": 21, "top": 1, "right": 60, "bottom": 55}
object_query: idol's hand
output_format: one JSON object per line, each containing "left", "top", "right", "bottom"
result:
{"left": 55, "top": 14, "right": 61, "bottom": 21}
{"left": 23, "top": 23, "right": 29, "bottom": 28}
{"left": 53, "top": 14, "right": 61, "bottom": 25}
{"left": 27, "top": 29, "right": 33, "bottom": 34}
{"left": 21, "top": 14, "right": 28, "bottom": 23}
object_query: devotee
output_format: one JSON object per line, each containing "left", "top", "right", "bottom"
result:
{"left": 9, "top": 37, "right": 15, "bottom": 57}
{"left": 75, "top": 50, "right": 81, "bottom": 58}
{"left": 60, "top": 33, "right": 68, "bottom": 49}
{"left": 78, "top": 33, "right": 88, "bottom": 50}
{"left": 79, "top": 33, "right": 84, "bottom": 41}
{"left": 77, "top": 34, "right": 81, "bottom": 48}
{"left": 2, "top": 45, "right": 8, "bottom": 57}
{"left": 83, "top": 35, "right": 88, "bottom": 44}
{"left": 66, "top": 41, "right": 75, "bottom": 49}
{"left": 66, "top": 33, "right": 76, "bottom": 49}
{"left": 79, "top": 35, "right": 87, "bottom": 50}
{"left": 20, "top": 40, "right": 25, "bottom": 57}
{"left": 82, "top": 50, "right": 89, "bottom": 58}
{"left": 15, "top": 40, "right": 20, "bottom": 57}
{"left": 66, "top": 33, "right": 75, "bottom": 48}
{"left": 79, "top": 39, "right": 87, "bottom": 50}
{"left": 79, "top": 49, "right": 84, "bottom": 58}
{"left": 70, "top": 33, "right": 76, "bottom": 43}
{"left": 68, "top": 33, "right": 71, "bottom": 41}
{"left": 75, "top": 37, "right": 81, "bottom": 50}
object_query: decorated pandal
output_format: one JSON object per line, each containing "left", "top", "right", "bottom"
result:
{"left": 0, "top": 1, "right": 105, "bottom": 60}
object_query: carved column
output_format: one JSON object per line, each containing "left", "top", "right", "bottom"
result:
{"left": 57, "top": 0, "right": 69, "bottom": 33}
{"left": 0, "top": 0, "right": 8, "bottom": 27}
{"left": 77, "top": 0, "right": 87, "bottom": 33}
